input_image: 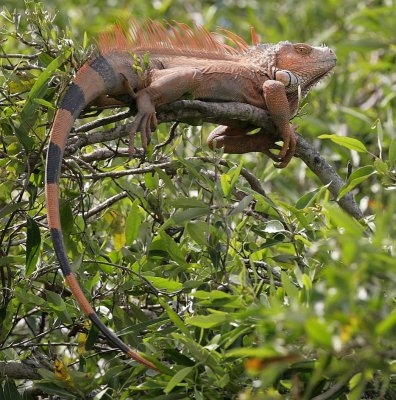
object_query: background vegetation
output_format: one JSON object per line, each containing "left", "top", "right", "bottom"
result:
{"left": 1, "top": 0, "right": 396, "bottom": 399}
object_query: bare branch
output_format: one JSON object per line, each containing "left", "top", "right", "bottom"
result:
{"left": 0, "top": 53, "right": 41, "bottom": 59}
{"left": 295, "top": 135, "right": 364, "bottom": 219}
{"left": 84, "top": 192, "right": 129, "bottom": 219}
{"left": 1, "top": 64, "right": 45, "bottom": 71}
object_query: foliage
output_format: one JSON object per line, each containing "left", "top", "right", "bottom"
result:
{"left": 1, "top": 0, "right": 396, "bottom": 399}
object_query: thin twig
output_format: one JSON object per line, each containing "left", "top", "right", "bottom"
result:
{"left": 0, "top": 53, "right": 41, "bottom": 59}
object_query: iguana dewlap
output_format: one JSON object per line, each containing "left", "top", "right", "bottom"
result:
{"left": 45, "top": 21, "right": 336, "bottom": 370}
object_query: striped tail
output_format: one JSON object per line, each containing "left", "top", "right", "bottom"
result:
{"left": 45, "top": 54, "right": 158, "bottom": 371}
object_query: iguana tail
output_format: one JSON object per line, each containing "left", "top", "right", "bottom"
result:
{"left": 45, "top": 52, "right": 157, "bottom": 370}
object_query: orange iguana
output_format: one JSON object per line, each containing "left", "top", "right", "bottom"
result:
{"left": 45, "top": 20, "right": 336, "bottom": 370}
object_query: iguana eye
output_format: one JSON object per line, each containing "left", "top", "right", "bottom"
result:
{"left": 294, "top": 44, "right": 312, "bottom": 55}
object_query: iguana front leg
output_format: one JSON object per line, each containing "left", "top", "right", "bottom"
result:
{"left": 207, "top": 125, "right": 282, "bottom": 161}
{"left": 128, "top": 67, "right": 203, "bottom": 154}
{"left": 262, "top": 80, "right": 297, "bottom": 167}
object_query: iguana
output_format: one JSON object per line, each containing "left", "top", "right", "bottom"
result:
{"left": 45, "top": 20, "right": 336, "bottom": 370}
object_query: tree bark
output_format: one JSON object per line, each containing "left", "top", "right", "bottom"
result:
{"left": 0, "top": 361, "right": 42, "bottom": 380}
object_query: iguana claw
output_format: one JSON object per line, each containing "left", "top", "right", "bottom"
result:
{"left": 273, "top": 124, "right": 297, "bottom": 168}
{"left": 128, "top": 91, "right": 158, "bottom": 156}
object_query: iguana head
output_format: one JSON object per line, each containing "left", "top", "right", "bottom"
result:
{"left": 255, "top": 41, "right": 337, "bottom": 98}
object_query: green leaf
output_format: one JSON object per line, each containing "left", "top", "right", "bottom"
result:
{"left": 318, "top": 134, "right": 368, "bottom": 153}
{"left": 164, "top": 367, "right": 193, "bottom": 394}
{"left": 220, "top": 162, "right": 243, "bottom": 198}
{"left": 347, "top": 165, "right": 375, "bottom": 181}
{"left": 149, "top": 232, "right": 186, "bottom": 265}
{"left": 170, "top": 197, "right": 209, "bottom": 208}
{"left": 177, "top": 157, "right": 212, "bottom": 186}
{"left": 305, "top": 318, "right": 333, "bottom": 349}
{"left": 373, "top": 158, "right": 388, "bottom": 175}
{"left": 375, "top": 310, "right": 396, "bottom": 336}
{"left": 190, "top": 290, "right": 243, "bottom": 308}
{"left": 337, "top": 165, "right": 376, "bottom": 199}
{"left": 26, "top": 217, "right": 41, "bottom": 276}
{"left": 154, "top": 167, "right": 177, "bottom": 195}
{"left": 226, "top": 347, "right": 279, "bottom": 358}
{"left": 45, "top": 290, "right": 72, "bottom": 324}
{"left": 83, "top": 31, "right": 89, "bottom": 49}
{"left": 171, "top": 207, "right": 210, "bottom": 225}
{"left": 144, "top": 171, "right": 159, "bottom": 190}
{"left": 281, "top": 271, "right": 300, "bottom": 302}
{"left": 296, "top": 184, "right": 330, "bottom": 209}
{"left": 85, "top": 323, "right": 100, "bottom": 351}
{"left": 186, "top": 313, "right": 229, "bottom": 329}
{"left": 374, "top": 119, "right": 384, "bottom": 159}
{"left": 0, "top": 202, "right": 28, "bottom": 219}
{"left": 33, "top": 383, "right": 77, "bottom": 400}
{"left": 159, "top": 298, "right": 191, "bottom": 337}
{"left": 229, "top": 195, "right": 253, "bottom": 216}
{"left": 15, "top": 288, "right": 45, "bottom": 308}
{"left": 325, "top": 204, "right": 366, "bottom": 237}
{"left": 172, "top": 333, "right": 221, "bottom": 372}
{"left": 33, "top": 98, "right": 56, "bottom": 109}
{"left": 191, "top": 290, "right": 231, "bottom": 300}
{"left": 59, "top": 201, "right": 74, "bottom": 234}
{"left": 186, "top": 221, "right": 208, "bottom": 246}
{"left": 125, "top": 199, "right": 143, "bottom": 245}
{"left": 145, "top": 276, "right": 183, "bottom": 292}
{"left": 263, "top": 220, "right": 285, "bottom": 233}
{"left": 220, "top": 173, "right": 232, "bottom": 197}
{"left": 230, "top": 161, "right": 244, "bottom": 188}
{"left": 3, "top": 379, "right": 23, "bottom": 400}
{"left": 388, "top": 138, "right": 396, "bottom": 165}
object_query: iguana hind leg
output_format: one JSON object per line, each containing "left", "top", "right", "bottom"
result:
{"left": 207, "top": 125, "right": 283, "bottom": 162}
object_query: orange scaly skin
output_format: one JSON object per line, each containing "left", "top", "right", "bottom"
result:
{"left": 45, "top": 21, "right": 336, "bottom": 370}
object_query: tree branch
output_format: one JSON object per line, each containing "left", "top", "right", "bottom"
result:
{"left": 0, "top": 361, "right": 42, "bottom": 380}
{"left": 64, "top": 100, "right": 363, "bottom": 220}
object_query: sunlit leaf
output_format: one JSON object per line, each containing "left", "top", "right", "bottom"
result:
{"left": 145, "top": 276, "right": 183, "bottom": 292}
{"left": 337, "top": 165, "right": 376, "bottom": 199}
{"left": 319, "top": 134, "right": 368, "bottom": 152}
{"left": 389, "top": 138, "right": 396, "bottom": 165}
{"left": 186, "top": 313, "right": 229, "bottom": 329}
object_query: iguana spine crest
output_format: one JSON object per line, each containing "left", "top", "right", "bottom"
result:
{"left": 98, "top": 20, "right": 249, "bottom": 58}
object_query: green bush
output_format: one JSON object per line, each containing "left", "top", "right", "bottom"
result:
{"left": 0, "top": 1, "right": 395, "bottom": 399}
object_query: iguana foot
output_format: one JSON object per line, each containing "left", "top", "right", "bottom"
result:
{"left": 207, "top": 125, "right": 291, "bottom": 164}
{"left": 274, "top": 124, "right": 297, "bottom": 168}
{"left": 128, "top": 91, "right": 158, "bottom": 156}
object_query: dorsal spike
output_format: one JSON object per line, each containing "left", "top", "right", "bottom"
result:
{"left": 250, "top": 26, "right": 260, "bottom": 46}
{"left": 218, "top": 28, "right": 250, "bottom": 51}
{"left": 98, "top": 19, "right": 249, "bottom": 59}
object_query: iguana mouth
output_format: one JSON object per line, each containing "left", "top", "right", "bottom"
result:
{"left": 305, "top": 62, "right": 336, "bottom": 92}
